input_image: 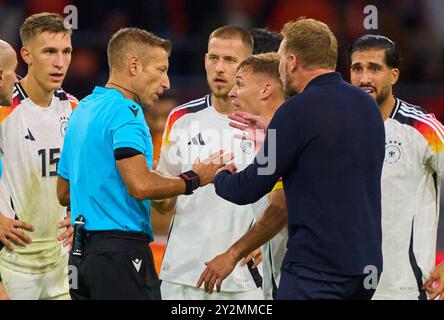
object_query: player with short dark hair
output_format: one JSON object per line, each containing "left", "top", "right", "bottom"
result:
{"left": 250, "top": 28, "right": 282, "bottom": 55}
{"left": 350, "top": 34, "right": 444, "bottom": 300}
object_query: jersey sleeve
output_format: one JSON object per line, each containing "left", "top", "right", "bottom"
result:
{"left": 58, "top": 122, "right": 71, "bottom": 180}
{"left": 112, "top": 107, "right": 149, "bottom": 155}
{"left": 420, "top": 114, "right": 444, "bottom": 177}
{"left": 157, "top": 109, "right": 182, "bottom": 176}
{"left": 58, "top": 144, "right": 69, "bottom": 180}
{"left": 66, "top": 93, "right": 79, "bottom": 111}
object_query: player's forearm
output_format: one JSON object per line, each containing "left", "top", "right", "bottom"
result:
{"left": 56, "top": 176, "right": 70, "bottom": 207}
{"left": 228, "top": 199, "right": 287, "bottom": 262}
{"left": 132, "top": 171, "right": 186, "bottom": 201}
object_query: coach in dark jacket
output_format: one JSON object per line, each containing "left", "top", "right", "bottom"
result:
{"left": 203, "top": 18, "right": 385, "bottom": 300}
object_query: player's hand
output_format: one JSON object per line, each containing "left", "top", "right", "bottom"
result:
{"left": 240, "top": 247, "right": 263, "bottom": 269}
{"left": 0, "top": 282, "right": 10, "bottom": 300}
{"left": 58, "top": 212, "right": 73, "bottom": 248}
{"left": 229, "top": 111, "right": 270, "bottom": 147}
{"left": 423, "top": 261, "right": 444, "bottom": 300}
{"left": 0, "top": 214, "right": 34, "bottom": 252}
{"left": 196, "top": 251, "right": 238, "bottom": 294}
{"left": 192, "top": 150, "right": 234, "bottom": 186}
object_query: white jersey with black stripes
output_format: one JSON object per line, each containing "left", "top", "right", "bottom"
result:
{"left": 157, "top": 94, "right": 268, "bottom": 295}
{"left": 0, "top": 83, "right": 78, "bottom": 274}
{"left": 373, "top": 98, "right": 444, "bottom": 300}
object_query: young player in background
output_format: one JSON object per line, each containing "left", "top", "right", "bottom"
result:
{"left": 0, "top": 13, "right": 77, "bottom": 300}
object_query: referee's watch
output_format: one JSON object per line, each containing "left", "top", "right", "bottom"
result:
{"left": 179, "top": 170, "right": 200, "bottom": 195}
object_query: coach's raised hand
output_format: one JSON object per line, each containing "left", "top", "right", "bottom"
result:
{"left": 192, "top": 150, "right": 236, "bottom": 186}
{"left": 229, "top": 111, "right": 269, "bottom": 147}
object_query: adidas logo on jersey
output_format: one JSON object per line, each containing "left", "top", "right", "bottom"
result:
{"left": 24, "top": 128, "right": 35, "bottom": 141}
{"left": 187, "top": 133, "right": 205, "bottom": 145}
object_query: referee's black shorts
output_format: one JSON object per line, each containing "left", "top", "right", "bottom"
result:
{"left": 69, "top": 230, "right": 161, "bottom": 300}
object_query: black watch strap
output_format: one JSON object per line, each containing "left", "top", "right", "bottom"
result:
{"left": 179, "top": 170, "right": 200, "bottom": 195}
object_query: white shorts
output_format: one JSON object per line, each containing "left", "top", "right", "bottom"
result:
{"left": 0, "top": 255, "right": 70, "bottom": 300}
{"left": 161, "top": 280, "right": 264, "bottom": 300}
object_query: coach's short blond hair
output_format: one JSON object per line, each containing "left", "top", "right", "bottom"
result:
{"left": 281, "top": 18, "right": 337, "bottom": 70}
{"left": 209, "top": 25, "right": 253, "bottom": 53}
{"left": 107, "top": 27, "right": 172, "bottom": 72}
{"left": 20, "top": 12, "right": 71, "bottom": 45}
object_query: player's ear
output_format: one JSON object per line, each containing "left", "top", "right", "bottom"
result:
{"left": 390, "top": 68, "right": 399, "bottom": 86}
{"left": 21, "top": 47, "right": 31, "bottom": 65}
{"left": 261, "top": 83, "right": 273, "bottom": 100}
{"left": 289, "top": 53, "right": 298, "bottom": 73}
{"left": 128, "top": 56, "right": 138, "bottom": 76}
{"left": 204, "top": 53, "right": 209, "bottom": 71}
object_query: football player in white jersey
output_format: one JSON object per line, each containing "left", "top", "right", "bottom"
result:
{"left": 154, "top": 26, "right": 267, "bottom": 300}
{"left": 0, "top": 13, "right": 77, "bottom": 300}
{"left": 0, "top": 39, "right": 20, "bottom": 301}
{"left": 0, "top": 40, "right": 34, "bottom": 252}
{"left": 349, "top": 35, "right": 444, "bottom": 300}
{"left": 196, "top": 52, "right": 288, "bottom": 299}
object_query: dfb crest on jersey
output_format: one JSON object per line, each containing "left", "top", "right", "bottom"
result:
{"left": 240, "top": 138, "right": 254, "bottom": 154}
{"left": 385, "top": 140, "right": 402, "bottom": 164}
{"left": 59, "top": 116, "right": 69, "bottom": 137}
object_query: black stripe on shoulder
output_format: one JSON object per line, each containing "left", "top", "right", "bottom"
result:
{"left": 14, "top": 82, "right": 28, "bottom": 101}
{"left": 54, "top": 88, "right": 68, "bottom": 101}
{"left": 167, "top": 95, "right": 211, "bottom": 125}
{"left": 391, "top": 98, "right": 430, "bottom": 126}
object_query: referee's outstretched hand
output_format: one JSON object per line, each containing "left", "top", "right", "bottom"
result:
{"left": 0, "top": 213, "right": 34, "bottom": 252}
{"left": 192, "top": 150, "right": 235, "bottom": 186}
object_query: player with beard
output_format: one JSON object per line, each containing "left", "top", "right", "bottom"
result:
{"left": 154, "top": 26, "right": 268, "bottom": 300}
{"left": 349, "top": 35, "right": 444, "bottom": 300}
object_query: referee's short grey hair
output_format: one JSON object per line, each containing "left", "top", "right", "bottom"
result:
{"left": 107, "top": 27, "right": 172, "bottom": 71}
